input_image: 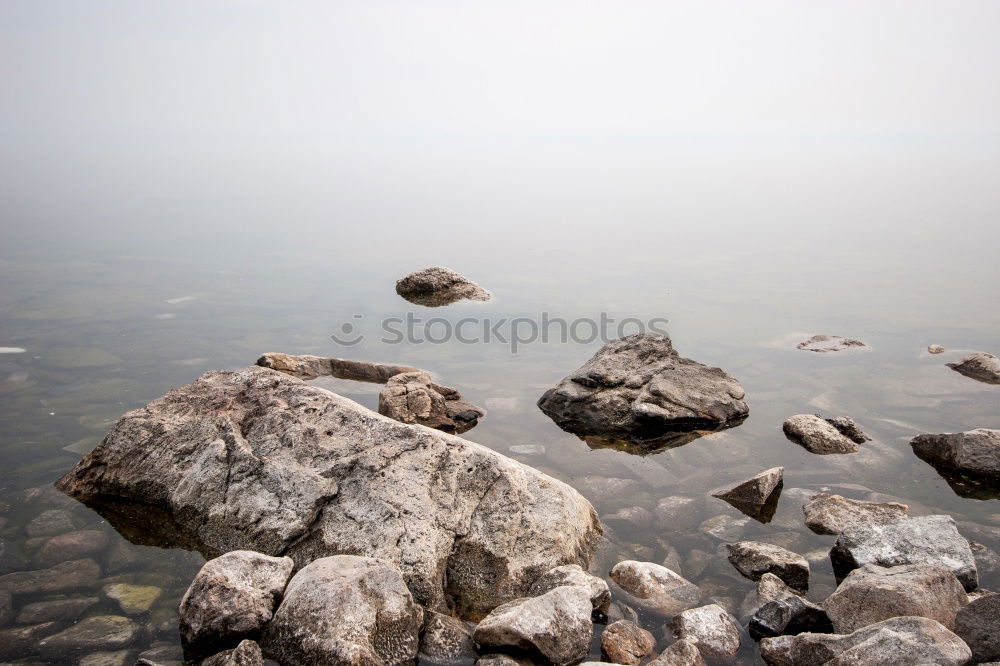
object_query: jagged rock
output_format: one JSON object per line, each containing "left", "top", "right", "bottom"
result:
{"left": 771, "top": 616, "right": 971, "bottom": 665}
{"left": 472, "top": 585, "right": 593, "bottom": 666}
{"left": 609, "top": 560, "right": 702, "bottom": 617}
{"left": 928, "top": 344, "right": 945, "bottom": 354}
{"left": 257, "top": 352, "right": 418, "bottom": 382}
{"left": 202, "top": 640, "right": 264, "bottom": 666}
{"left": 395, "top": 266, "right": 492, "bottom": 306}
{"left": 30, "top": 529, "right": 109, "bottom": 569}
{"left": 262, "top": 556, "right": 422, "bottom": 665}
{"left": 648, "top": 639, "right": 705, "bottom": 666}
{"left": 378, "top": 371, "right": 485, "bottom": 433}
{"left": 830, "top": 515, "right": 978, "bottom": 591}
{"left": 0, "top": 621, "right": 60, "bottom": 660}
{"left": 782, "top": 415, "right": 869, "bottom": 455}
{"left": 667, "top": 604, "right": 740, "bottom": 658}
{"left": 825, "top": 563, "right": 968, "bottom": 633}
{"left": 726, "top": 542, "right": 809, "bottom": 591}
{"left": 711, "top": 467, "right": 783, "bottom": 521}
{"left": 179, "top": 550, "right": 293, "bottom": 656}
{"left": 600, "top": 620, "right": 654, "bottom": 665}
{"left": 741, "top": 573, "right": 831, "bottom": 640}
{"left": 536, "top": 334, "right": 748, "bottom": 444}
{"left": 911, "top": 428, "right": 1000, "bottom": 478}
{"left": 15, "top": 596, "right": 99, "bottom": 623}
{"left": 796, "top": 335, "right": 867, "bottom": 353}
{"left": 527, "top": 564, "right": 611, "bottom": 617}
{"left": 955, "top": 592, "right": 1000, "bottom": 663}
{"left": 36, "top": 615, "right": 139, "bottom": 657}
{"left": 419, "top": 610, "right": 476, "bottom": 665}
{"left": 56, "top": 366, "right": 601, "bottom": 620}
{"left": 0, "top": 558, "right": 100, "bottom": 595}
{"left": 801, "top": 493, "right": 908, "bottom": 535}
{"left": 947, "top": 351, "right": 1000, "bottom": 384}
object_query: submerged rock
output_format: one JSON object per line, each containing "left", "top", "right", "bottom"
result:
{"left": 56, "top": 366, "right": 600, "bottom": 620}
{"left": 0, "top": 622, "right": 60, "bottom": 660}
{"left": 741, "top": 573, "right": 831, "bottom": 640}
{"left": 830, "top": 515, "right": 978, "bottom": 591}
{"left": 600, "top": 620, "right": 654, "bottom": 666}
{"left": 795, "top": 335, "right": 867, "bottom": 353}
{"left": 419, "top": 610, "right": 476, "bottom": 666}
{"left": 947, "top": 351, "right": 1000, "bottom": 384}
{"left": 711, "top": 467, "right": 783, "bottom": 521}
{"left": 801, "top": 493, "right": 908, "bottom": 535}
{"left": 262, "top": 556, "right": 422, "bottom": 666}
{"left": 202, "top": 640, "right": 264, "bottom": 666}
{"left": 667, "top": 604, "right": 741, "bottom": 658}
{"left": 537, "top": 334, "right": 748, "bottom": 445}
{"left": 782, "top": 414, "right": 869, "bottom": 455}
{"left": 257, "top": 352, "right": 418, "bottom": 382}
{"left": 609, "top": 560, "right": 702, "bottom": 617}
{"left": 726, "top": 541, "right": 809, "bottom": 592}
{"left": 0, "top": 558, "right": 100, "bottom": 595}
{"left": 15, "top": 596, "right": 99, "bottom": 624}
{"left": 30, "top": 529, "right": 109, "bottom": 569}
{"left": 527, "top": 563, "right": 611, "bottom": 617}
{"left": 911, "top": 428, "right": 1000, "bottom": 478}
{"left": 37, "top": 615, "right": 139, "bottom": 657}
{"left": 395, "top": 266, "right": 492, "bottom": 306}
{"left": 378, "top": 371, "right": 485, "bottom": 433}
{"left": 954, "top": 592, "right": 1000, "bottom": 663}
{"left": 648, "top": 639, "right": 705, "bottom": 666}
{"left": 104, "top": 582, "right": 162, "bottom": 615}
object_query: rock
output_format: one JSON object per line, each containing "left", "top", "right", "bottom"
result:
{"left": 758, "top": 634, "right": 795, "bottom": 665}
{"left": 472, "top": 585, "right": 593, "bottom": 666}
{"left": 202, "top": 640, "right": 265, "bottom": 666}
{"left": 104, "top": 582, "right": 162, "bottom": 615}
{"left": 36, "top": 615, "right": 139, "bottom": 657}
{"left": 26, "top": 508, "right": 83, "bottom": 537}
{"left": 699, "top": 514, "right": 750, "bottom": 541}
{"left": 262, "top": 555, "right": 422, "bottom": 665}
{"left": 600, "top": 620, "right": 654, "bottom": 665}
{"left": 830, "top": 514, "right": 978, "bottom": 591}
{"left": 418, "top": 610, "right": 476, "bottom": 665}
{"left": 395, "top": 266, "right": 491, "bottom": 306}
{"left": 796, "top": 335, "right": 867, "bottom": 353}
{"left": 602, "top": 506, "right": 653, "bottom": 533}
{"left": 947, "top": 351, "right": 1000, "bottom": 384}
{"left": 711, "top": 467, "right": 783, "bottom": 521}
{"left": 971, "top": 541, "right": 1000, "bottom": 577}
{"left": 378, "top": 371, "right": 485, "bottom": 433}
{"left": 928, "top": 344, "right": 945, "bottom": 354}
{"left": 726, "top": 541, "right": 809, "bottom": 591}
{"left": 0, "top": 589, "right": 10, "bottom": 628}
{"left": 775, "top": 616, "right": 970, "bottom": 665}
{"left": 648, "top": 639, "right": 705, "bottom": 666}
{"left": 742, "top": 573, "right": 832, "bottom": 640}
{"left": 79, "top": 650, "right": 132, "bottom": 666}
{"left": 0, "top": 537, "right": 28, "bottom": 574}
{"left": 179, "top": 550, "right": 293, "bottom": 656}
{"left": 609, "top": 560, "right": 702, "bottom": 617}
{"left": 955, "top": 592, "right": 999, "bottom": 663}
{"left": 801, "top": 493, "right": 909, "bottom": 535}
{"left": 653, "top": 496, "right": 701, "bottom": 532}
{"left": 30, "top": 529, "right": 109, "bottom": 569}
{"left": 0, "top": 558, "right": 100, "bottom": 595}
{"left": 56, "top": 366, "right": 601, "bottom": 620}
{"left": 607, "top": 601, "right": 639, "bottom": 625}
{"left": 536, "top": 333, "right": 748, "bottom": 444}
{"left": 0, "top": 621, "right": 60, "bottom": 660}
{"left": 782, "top": 414, "right": 869, "bottom": 455}
{"left": 666, "top": 604, "right": 740, "bottom": 658}
{"left": 911, "top": 428, "right": 1000, "bottom": 478}
{"left": 527, "top": 563, "right": 611, "bottom": 617}
{"left": 825, "top": 563, "right": 968, "bottom": 633}
{"left": 136, "top": 643, "right": 184, "bottom": 665}
{"left": 256, "top": 352, "right": 418, "bottom": 382}
{"left": 509, "top": 444, "right": 545, "bottom": 456}
{"left": 15, "top": 596, "right": 99, "bottom": 623}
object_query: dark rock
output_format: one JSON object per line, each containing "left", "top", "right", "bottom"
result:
{"left": 600, "top": 620, "right": 654, "bottom": 665}
{"left": 795, "top": 335, "right": 867, "bottom": 353}
{"left": 0, "top": 558, "right": 101, "bottom": 596}
{"left": 726, "top": 542, "right": 809, "bottom": 592}
{"left": 0, "top": 589, "right": 10, "bottom": 628}
{"left": 955, "top": 592, "right": 999, "bottom": 663}
{"left": 801, "top": 493, "right": 908, "bottom": 535}
{"left": 36, "top": 615, "right": 139, "bottom": 657}
{"left": 202, "top": 640, "right": 264, "bottom": 666}
{"left": 609, "top": 560, "right": 702, "bottom": 617}
{"left": 136, "top": 643, "right": 184, "bottom": 665}
{"left": 378, "top": 371, "right": 485, "bottom": 433}
{"left": 0, "top": 537, "right": 28, "bottom": 574}
{"left": 527, "top": 563, "right": 611, "bottom": 617}
{"left": 395, "top": 266, "right": 491, "bottom": 306}
{"left": 418, "top": 610, "right": 476, "bottom": 665}
{"left": 31, "top": 529, "right": 109, "bottom": 569}
{"left": 782, "top": 414, "right": 869, "bottom": 455}
{"left": 947, "top": 351, "right": 1000, "bottom": 384}
{"left": 79, "top": 650, "right": 131, "bottom": 666}
{"left": 666, "top": 604, "right": 741, "bottom": 658}
{"left": 742, "top": 574, "right": 831, "bottom": 640}
{"left": 711, "top": 467, "right": 783, "bottom": 522}
{"left": 15, "top": 596, "right": 99, "bottom": 624}
{"left": 911, "top": 428, "right": 1000, "bottom": 478}
{"left": 648, "top": 639, "right": 705, "bottom": 666}
{"left": 0, "top": 621, "right": 60, "bottom": 660}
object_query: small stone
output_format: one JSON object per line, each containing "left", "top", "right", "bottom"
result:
{"left": 527, "top": 563, "right": 610, "bottom": 617}
{"left": 782, "top": 414, "right": 868, "bottom": 455}
{"left": 607, "top": 601, "right": 639, "bottom": 625}
{"left": 104, "top": 583, "right": 162, "bottom": 615}
{"left": 609, "top": 560, "right": 702, "bottom": 617}
{"left": 648, "top": 639, "right": 705, "bottom": 666}
{"left": 395, "top": 266, "right": 492, "bottom": 306}
{"left": 928, "top": 344, "right": 945, "bottom": 354}
{"left": 911, "top": 428, "right": 1000, "bottom": 478}
{"left": 509, "top": 444, "right": 545, "bottom": 456}
{"left": 600, "top": 620, "right": 655, "bottom": 665}
{"left": 26, "top": 509, "right": 83, "bottom": 537}
{"left": 954, "top": 592, "right": 1000, "bottom": 663}
{"left": 15, "top": 596, "right": 99, "bottom": 623}
{"left": 0, "top": 558, "right": 101, "bottom": 596}
{"left": 726, "top": 541, "right": 809, "bottom": 592}
{"left": 37, "top": 615, "right": 139, "bottom": 657}
{"left": 711, "top": 467, "right": 783, "bottom": 521}
{"left": 947, "top": 351, "right": 1000, "bottom": 384}
{"left": 796, "top": 335, "right": 867, "bottom": 353}
{"left": 201, "top": 640, "right": 265, "bottom": 666}
{"left": 758, "top": 634, "right": 795, "bottom": 665}
{"left": 802, "top": 493, "right": 909, "bottom": 535}
{"left": 667, "top": 603, "right": 741, "bottom": 658}
{"left": 30, "top": 529, "right": 109, "bottom": 569}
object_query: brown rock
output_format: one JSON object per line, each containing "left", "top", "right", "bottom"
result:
{"left": 600, "top": 620, "right": 655, "bottom": 665}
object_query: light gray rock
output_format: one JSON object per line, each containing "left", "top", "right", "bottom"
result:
{"left": 726, "top": 542, "right": 809, "bottom": 591}
{"left": 928, "top": 344, "right": 946, "bottom": 354}
{"left": 36, "top": 615, "right": 139, "bottom": 657}
{"left": 758, "top": 634, "right": 795, "bottom": 665}
{"left": 0, "top": 558, "right": 100, "bottom": 596}
{"left": 56, "top": 366, "right": 601, "bottom": 620}
{"left": 782, "top": 414, "right": 868, "bottom": 455}
{"left": 418, "top": 610, "right": 476, "bottom": 665}
{"left": 179, "top": 550, "right": 293, "bottom": 655}
{"left": 911, "top": 428, "right": 1000, "bottom": 478}
{"left": 600, "top": 620, "right": 654, "bottom": 665}
{"left": 136, "top": 643, "right": 184, "bottom": 665}
{"left": 472, "top": 585, "right": 593, "bottom": 666}
{"left": 741, "top": 573, "right": 832, "bottom": 640}
{"left": 648, "top": 639, "right": 705, "bottom": 666}
{"left": 653, "top": 496, "right": 701, "bottom": 532}
{"left": 262, "top": 555, "right": 422, "bottom": 666}
{"left": 257, "top": 352, "right": 419, "bottom": 382}
{"left": 667, "top": 604, "right": 740, "bottom": 658}
{"left": 796, "top": 335, "right": 867, "bottom": 353}
{"left": 202, "top": 640, "right": 265, "bottom": 666}
{"left": 395, "top": 266, "right": 492, "bottom": 306}
{"left": 536, "top": 334, "right": 748, "bottom": 443}
{"left": 955, "top": 592, "right": 1000, "bottom": 663}
{"left": 609, "top": 560, "right": 702, "bottom": 617}
{"left": 15, "top": 596, "right": 99, "bottom": 623}
{"left": 824, "top": 563, "right": 968, "bottom": 633}
{"left": 830, "top": 514, "right": 978, "bottom": 591}
{"left": 527, "top": 564, "right": 610, "bottom": 617}
{"left": 947, "top": 351, "right": 1000, "bottom": 384}
{"left": 801, "top": 493, "right": 908, "bottom": 535}
{"left": 711, "top": 467, "right": 783, "bottom": 521}
{"left": 379, "top": 371, "right": 484, "bottom": 433}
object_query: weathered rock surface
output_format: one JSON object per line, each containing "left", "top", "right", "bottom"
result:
{"left": 379, "top": 371, "right": 485, "bottom": 433}
{"left": 928, "top": 344, "right": 946, "bottom": 354}
{"left": 419, "top": 610, "right": 476, "bottom": 665}
{"left": 202, "top": 640, "right": 264, "bottom": 666}
{"left": 830, "top": 514, "right": 978, "bottom": 591}
{"left": 782, "top": 414, "right": 869, "bottom": 455}
{"left": 648, "top": 639, "right": 705, "bottom": 666}
{"left": 257, "top": 352, "right": 418, "bottom": 382}
{"left": 766, "top": 616, "right": 971, "bottom": 666}
{"left": 55, "top": 366, "right": 601, "bottom": 620}
{"left": 473, "top": 585, "right": 593, "bottom": 666}
{"left": 395, "top": 266, "right": 492, "bottom": 306}
{"left": 824, "top": 563, "right": 968, "bottom": 633}
{"left": 947, "top": 351, "right": 1000, "bottom": 384}
{"left": 741, "top": 573, "right": 831, "bottom": 640}
{"left": 179, "top": 550, "right": 293, "bottom": 655}
{"left": 609, "top": 560, "right": 702, "bottom": 617}
{"left": 711, "top": 467, "right": 783, "bottom": 521}
{"left": 30, "top": 529, "right": 109, "bottom": 569}
{"left": 537, "top": 334, "right": 748, "bottom": 444}
{"left": 26, "top": 508, "right": 83, "bottom": 537}
{"left": 911, "top": 428, "right": 1000, "bottom": 478}
{"left": 527, "top": 564, "right": 610, "bottom": 617}
{"left": 600, "top": 620, "right": 655, "bottom": 665}
{"left": 262, "top": 556, "right": 422, "bottom": 666}
{"left": 796, "top": 335, "right": 867, "bottom": 353}
{"left": 801, "top": 493, "right": 909, "bottom": 535}
{"left": 667, "top": 604, "right": 740, "bottom": 658}
{"left": 37, "top": 615, "right": 139, "bottom": 657}
{"left": 726, "top": 541, "right": 809, "bottom": 591}
{"left": 758, "top": 634, "right": 795, "bottom": 665}
{"left": 955, "top": 592, "right": 1000, "bottom": 663}
{"left": 0, "top": 558, "right": 100, "bottom": 595}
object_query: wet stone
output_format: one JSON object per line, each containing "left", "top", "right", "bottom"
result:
{"left": 802, "top": 493, "right": 909, "bottom": 535}
{"left": 0, "top": 558, "right": 101, "bottom": 596}
{"left": 31, "top": 529, "right": 109, "bottom": 569}
{"left": 0, "top": 589, "right": 11, "bottom": 627}
{"left": 648, "top": 639, "right": 705, "bottom": 666}
{"left": 741, "top": 573, "right": 832, "bottom": 640}
{"left": 711, "top": 467, "right": 783, "bottom": 521}
{"left": 202, "top": 639, "right": 265, "bottom": 666}
{"left": 25, "top": 509, "right": 84, "bottom": 538}
{"left": 79, "top": 650, "right": 132, "bottom": 666}
{"left": 15, "top": 596, "right": 99, "bottom": 623}
{"left": 609, "top": 560, "right": 702, "bottom": 617}
{"left": 699, "top": 514, "right": 750, "bottom": 541}
{"left": 726, "top": 542, "right": 809, "bottom": 592}
{"left": 667, "top": 603, "right": 741, "bottom": 658}
{"left": 947, "top": 351, "right": 1000, "bottom": 384}
{"left": 653, "top": 496, "right": 701, "bottom": 533}
{"left": 782, "top": 414, "right": 868, "bottom": 455}
{"left": 600, "top": 620, "right": 655, "bottom": 666}
{"left": 911, "top": 428, "right": 1000, "bottom": 479}
{"left": 796, "top": 334, "right": 867, "bottom": 353}
{"left": 602, "top": 506, "right": 654, "bottom": 533}
{"left": 0, "top": 621, "right": 61, "bottom": 660}
{"left": 395, "top": 266, "right": 492, "bottom": 306}
{"left": 37, "top": 615, "right": 140, "bottom": 658}
{"left": 104, "top": 583, "right": 162, "bottom": 615}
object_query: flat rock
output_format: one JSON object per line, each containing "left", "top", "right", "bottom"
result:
{"left": 37, "top": 615, "right": 139, "bottom": 657}
{"left": 727, "top": 541, "right": 809, "bottom": 591}
{"left": 602, "top": 506, "right": 653, "bottom": 533}
{"left": 711, "top": 467, "right": 783, "bottom": 521}
{"left": 56, "top": 366, "right": 601, "bottom": 620}
{"left": 609, "top": 560, "right": 702, "bottom": 617}
{"left": 600, "top": 620, "right": 655, "bottom": 665}
{"left": 648, "top": 639, "right": 705, "bottom": 666}
{"left": 419, "top": 610, "right": 476, "bottom": 665}
{"left": 801, "top": 493, "right": 908, "bottom": 535}
{"left": 202, "top": 640, "right": 264, "bottom": 666}
{"left": 257, "top": 352, "right": 418, "bottom": 382}
{"left": 379, "top": 371, "right": 485, "bottom": 433}
{"left": 537, "top": 333, "right": 748, "bottom": 444}
{"left": 0, "top": 621, "right": 60, "bottom": 660}
{"left": 947, "top": 351, "right": 1000, "bottom": 384}
{"left": 30, "top": 529, "right": 109, "bottom": 569}
{"left": 0, "top": 558, "right": 100, "bottom": 596}
{"left": 473, "top": 585, "right": 593, "bottom": 666}
{"left": 16, "top": 596, "right": 99, "bottom": 624}
{"left": 955, "top": 592, "right": 1000, "bottom": 663}
{"left": 262, "top": 555, "right": 422, "bottom": 666}
{"left": 796, "top": 335, "right": 867, "bottom": 353}
{"left": 104, "top": 582, "right": 162, "bottom": 615}
{"left": 653, "top": 496, "right": 701, "bottom": 532}
{"left": 741, "top": 573, "right": 831, "bottom": 640}
{"left": 527, "top": 563, "right": 610, "bottom": 617}
{"left": 667, "top": 604, "right": 741, "bottom": 658}
{"left": 395, "top": 266, "right": 491, "bottom": 306}
{"left": 911, "top": 428, "right": 1000, "bottom": 478}
{"left": 825, "top": 563, "right": 968, "bottom": 633}
{"left": 782, "top": 414, "right": 868, "bottom": 455}
{"left": 26, "top": 508, "right": 83, "bottom": 537}
{"left": 830, "top": 514, "right": 978, "bottom": 591}
{"left": 0, "top": 589, "right": 11, "bottom": 627}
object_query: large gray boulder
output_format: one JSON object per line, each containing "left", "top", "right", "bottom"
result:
{"left": 801, "top": 493, "right": 908, "bottom": 535}
{"left": 537, "top": 334, "right": 748, "bottom": 444}
{"left": 782, "top": 414, "right": 869, "bottom": 455}
{"left": 911, "top": 428, "right": 1000, "bottom": 478}
{"left": 261, "top": 556, "right": 422, "bottom": 666}
{"left": 947, "top": 351, "right": 1000, "bottom": 384}
{"left": 955, "top": 592, "right": 1000, "bottom": 663}
{"left": 378, "top": 371, "right": 485, "bottom": 434}
{"left": 830, "top": 514, "right": 978, "bottom": 591}
{"left": 608, "top": 560, "right": 702, "bottom": 617}
{"left": 395, "top": 266, "right": 491, "bottom": 306}
{"left": 824, "top": 563, "right": 968, "bottom": 633}
{"left": 55, "top": 367, "right": 601, "bottom": 620}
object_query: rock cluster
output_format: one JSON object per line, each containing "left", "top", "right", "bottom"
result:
{"left": 395, "top": 266, "right": 492, "bottom": 306}
{"left": 782, "top": 414, "right": 869, "bottom": 454}
{"left": 378, "top": 370, "right": 485, "bottom": 433}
